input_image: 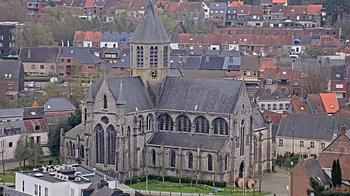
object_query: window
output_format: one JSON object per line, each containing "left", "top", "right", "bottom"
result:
{"left": 8, "top": 142, "right": 12, "bottom": 148}
{"left": 39, "top": 185, "right": 41, "bottom": 196}
{"left": 103, "top": 95, "right": 107, "bottom": 109}
{"left": 35, "top": 125, "right": 40, "bottom": 131}
{"left": 273, "top": 104, "right": 277, "bottom": 110}
{"left": 207, "top": 154, "right": 213, "bottom": 171}
{"left": 188, "top": 152, "right": 193, "bottom": 169}
{"left": 95, "top": 124, "right": 104, "bottom": 164}
{"left": 138, "top": 115, "right": 144, "bottom": 132}
{"left": 158, "top": 114, "right": 173, "bottom": 131}
{"left": 261, "top": 104, "right": 265, "bottom": 110}
{"left": 310, "top": 141, "right": 315, "bottom": 148}
{"left": 146, "top": 114, "right": 154, "bottom": 131}
{"left": 40, "top": 65, "right": 44, "bottom": 69}
{"left": 213, "top": 118, "right": 228, "bottom": 135}
{"left": 80, "top": 145, "right": 84, "bottom": 158}
{"left": 45, "top": 187, "right": 48, "bottom": 196}
{"left": 31, "top": 64, "right": 36, "bottom": 69}
{"left": 278, "top": 139, "right": 283, "bottom": 147}
{"left": 300, "top": 141, "right": 304, "bottom": 148}
{"left": 285, "top": 103, "right": 289, "bottom": 110}
{"left": 70, "top": 188, "right": 74, "bottom": 196}
{"left": 50, "top": 65, "right": 55, "bottom": 69}
{"left": 279, "top": 103, "right": 283, "bottom": 110}
{"left": 170, "top": 151, "right": 176, "bottom": 168}
{"left": 22, "top": 180, "right": 24, "bottom": 192}
{"left": 176, "top": 115, "right": 191, "bottom": 132}
{"left": 151, "top": 150, "right": 156, "bottom": 166}
{"left": 267, "top": 104, "right": 271, "bottom": 110}
{"left": 136, "top": 46, "right": 144, "bottom": 67}
{"left": 224, "top": 155, "right": 229, "bottom": 171}
{"left": 150, "top": 46, "right": 158, "bottom": 67}
{"left": 107, "top": 126, "right": 116, "bottom": 165}
{"left": 240, "top": 120, "right": 245, "bottom": 156}
{"left": 163, "top": 46, "right": 168, "bottom": 66}
{"left": 321, "top": 142, "right": 325, "bottom": 150}
{"left": 194, "top": 116, "right": 209, "bottom": 133}
{"left": 34, "top": 184, "right": 38, "bottom": 196}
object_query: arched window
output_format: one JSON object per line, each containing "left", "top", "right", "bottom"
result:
{"left": 188, "top": 152, "right": 193, "bottom": 169}
{"left": 176, "top": 115, "right": 191, "bottom": 132}
{"left": 213, "top": 118, "right": 228, "bottom": 135}
{"left": 146, "top": 114, "right": 154, "bottom": 131}
{"left": 158, "top": 114, "right": 173, "bottom": 131}
{"left": 151, "top": 149, "right": 156, "bottom": 166}
{"left": 170, "top": 150, "right": 176, "bottom": 168}
{"left": 208, "top": 154, "right": 213, "bottom": 171}
{"left": 84, "top": 108, "right": 87, "bottom": 122}
{"left": 136, "top": 46, "right": 144, "bottom": 67}
{"left": 72, "top": 143, "right": 75, "bottom": 158}
{"left": 138, "top": 115, "right": 145, "bottom": 133}
{"left": 163, "top": 46, "right": 168, "bottom": 66}
{"left": 69, "top": 141, "right": 73, "bottom": 157}
{"left": 94, "top": 124, "right": 104, "bottom": 164}
{"left": 240, "top": 120, "right": 245, "bottom": 156}
{"left": 150, "top": 46, "right": 158, "bottom": 67}
{"left": 107, "top": 125, "right": 116, "bottom": 165}
{"left": 194, "top": 116, "right": 209, "bottom": 133}
{"left": 66, "top": 143, "right": 70, "bottom": 157}
{"left": 103, "top": 95, "right": 107, "bottom": 109}
{"left": 80, "top": 145, "right": 84, "bottom": 159}
{"left": 224, "top": 154, "right": 229, "bottom": 171}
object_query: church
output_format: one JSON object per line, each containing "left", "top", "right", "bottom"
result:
{"left": 60, "top": 1, "right": 272, "bottom": 184}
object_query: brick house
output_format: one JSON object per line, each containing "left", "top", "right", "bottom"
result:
{"left": 0, "top": 60, "right": 24, "bottom": 97}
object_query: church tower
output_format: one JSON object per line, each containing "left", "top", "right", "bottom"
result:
{"left": 129, "top": 0, "right": 170, "bottom": 85}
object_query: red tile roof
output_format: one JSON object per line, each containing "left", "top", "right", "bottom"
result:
{"left": 290, "top": 96, "right": 308, "bottom": 113}
{"left": 319, "top": 35, "right": 342, "bottom": 48}
{"left": 307, "top": 4, "right": 322, "bottom": 14}
{"left": 23, "top": 118, "right": 48, "bottom": 133}
{"left": 74, "top": 31, "right": 85, "bottom": 43}
{"left": 320, "top": 93, "right": 339, "bottom": 114}
{"left": 84, "top": 31, "right": 102, "bottom": 42}
{"left": 272, "top": 0, "right": 287, "bottom": 4}
{"left": 228, "top": 0, "right": 244, "bottom": 7}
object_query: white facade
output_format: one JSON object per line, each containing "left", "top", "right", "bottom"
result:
{"left": 275, "top": 137, "right": 331, "bottom": 156}
{"left": 100, "top": 41, "right": 118, "bottom": 49}
{"left": 257, "top": 99, "right": 291, "bottom": 113}
{"left": 83, "top": 41, "right": 92, "bottom": 48}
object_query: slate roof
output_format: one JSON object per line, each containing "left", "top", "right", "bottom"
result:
{"left": 0, "top": 60, "right": 22, "bottom": 80}
{"left": 276, "top": 114, "right": 350, "bottom": 140}
{"left": 59, "top": 47, "right": 102, "bottom": 64}
{"left": 0, "top": 120, "right": 26, "bottom": 137}
{"left": 20, "top": 47, "right": 59, "bottom": 63}
{"left": 252, "top": 108, "right": 267, "bottom": 130}
{"left": 158, "top": 77, "right": 242, "bottom": 114}
{"left": 240, "top": 55, "right": 259, "bottom": 70}
{"left": 129, "top": 1, "right": 170, "bottom": 44}
{"left": 44, "top": 97, "right": 76, "bottom": 112}
{"left": 302, "top": 158, "right": 331, "bottom": 186}
{"left": 23, "top": 107, "right": 44, "bottom": 119}
{"left": 65, "top": 124, "right": 85, "bottom": 140}
{"left": 0, "top": 108, "right": 23, "bottom": 119}
{"left": 148, "top": 132, "right": 228, "bottom": 150}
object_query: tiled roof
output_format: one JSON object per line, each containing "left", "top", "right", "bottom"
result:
{"left": 74, "top": 31, "right": 85, "bottom": 43}
{"left": 20, "top": 47, "right": 59, "bottom": 63}
{"left": 44, "top": 97, "right": 75, "bottom": 112}
{"left": 272, "top": 0, "right": 287, "bottom": 4}
{"left": 307, "top": 4, "right": 322, "bottom": 14}
{"left": 84, "top": 31, "right": 102, "bottom": 42}
{"left": 319, "top": 93, "right": 339, "bottom": 114}
{"left": 290, "top": 96, "right": 308, "bottom": 113}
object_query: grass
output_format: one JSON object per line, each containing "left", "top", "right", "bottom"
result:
{"left": 129, "top": 181, "right": 269, "bottom": 196}
{"left": 0, "top": 173, "right": 15, "bottom": 183}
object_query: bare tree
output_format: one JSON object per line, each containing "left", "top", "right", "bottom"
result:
{"left": 300, "top": 66, "right": 327, "bottom": 96}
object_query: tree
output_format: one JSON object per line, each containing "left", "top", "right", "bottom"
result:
{"left": 301, "top": 46, "right": 330, "bottom": 59}
{"left": 48, "top": 109, "right": 82, "bottom": 157}
{"left": 336, "top": 159, "right": 342, "bottom": 186}
{"left": 0, "top": 0, "right": 27, "bottom": 22}
{"left": 28, "top": 142, "right": 44, "bottom": 168}
{"left": 157, "top": 8, "right": 178, "bottom": 33}
{"left": 331, "top": 160, "right": 337, "bottom": 187}
{"left": 322, "top": 0, "right": 350, "bottom": 25}
{"left": 20, "top": 22, "right": 55, "bottom": 47}
{"left": 300, "top": 66, "right": 327, "bottom": 96}
{"left": 15, "top": 135, "right": 30, "bottom": 168}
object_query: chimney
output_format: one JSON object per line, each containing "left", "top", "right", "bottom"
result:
{"left": 340, "top": 125, "right": 347, "bottom": 135}
{"left": 27, "top": 48, "right": 31, "bottom": 59}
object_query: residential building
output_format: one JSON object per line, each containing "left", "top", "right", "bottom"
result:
{"left": 20, "top": 47, "right": 60, "bottom": 76}
{"left": 239, "top": 55, "right": 260, "bottom": 89}
{"left": 254, "top": 89, "right": 290, "bottom": 113}
{"left": 44, "top": 97, "right": 76, "bottom": 127}
{"left": 0, "top": 22, "right": 24, "bottom": 56}
{"left": 275, "top": 114, "right": 349, "bottom": 156}
{"left": 306, "top": 93, "right": 340, "bottom": 115}
{"left": 0, "top": 60, "right": 24, "bottom": 97}
{"left": 26, "top": 0, "right": 48, "bottom": 18}
{"left": 61, "top": 2, "right": 272, "bottom": 185}
{"left": 15, "top": 164, "right": 119, "bottom": 196}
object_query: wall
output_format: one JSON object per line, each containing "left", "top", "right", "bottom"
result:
{"left": 275, "top": 137, "right": 331, "bottom": 156}
{"left": 23, "top": 62, "right": 56, "bottom": 76}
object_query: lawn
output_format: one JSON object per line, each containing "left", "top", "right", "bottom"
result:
{"left": 129, "top": 181, "right": 268, "bottom": 196}
{"left": 0, "top": 173, "right": 15, "bottom": 183}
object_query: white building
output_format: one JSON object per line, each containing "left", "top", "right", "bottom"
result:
{"left": 15, "top": 164, "right": 117, "bottom": 196}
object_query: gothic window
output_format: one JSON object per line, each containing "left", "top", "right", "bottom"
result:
{"left": 240, "top": 120, "right": 245, "bottom": 156}
{"left": 95, "top": 124, "right": 105, "bottom": 164}
{"left": 69, "top": 141, "right": 73, "bottom": 157}
{"left": 84, "top": 108, "right": 87, "bottom": 122}
{"left": 103, "top": 95, "right": 107, "bottom": 109}
{"left": 163, "top": 46, "right": 168, "bottom": 66}
{"left": 158, "top": 114, "right": 173, "bottom": 131}
{"left": 146, "top": 114, "right": 154, "bottom": 131}
{"left": 213, "top": 118, "right": 228, "bottom": 135}
{"left": 80, "top": 145, "right": 84, "bottom": 159}
{"left": 138, "top": 115, "right": 144, "bottom": 133}
{"left": 151, "top": 149, "right": 156, "bottom": 166}
{"left": 107, "top": 125, "right": 116, "bottom": 165}
{"left": 224, "top": 154, "right": 229, "bottom": 171}
{"left": 194, "top": 116, "right": 209, "bottom": 133}
{"left": 208, "top": 154, "right": 213, "bottom": 171}
{"left": 188, "top": 152, "right": 193, "bottom": 169}
{"left": 170, "top": 150, "right": 176, "bottom": 168}
{"left": 150, "top": 46, "right": 158, "bottom": 67}
{"left": 72, "top": 144, "right": 75, "bottom": 158}
{"left": 115, "top": 152, "right": 119, "bottom": 171}
{"left": 176, "top": 115, "right": 191, "bottom": 132}
{"left": 66, "top": 143, "right": 70, "bottom": 157}
{"left": 136, "top": 46, "right": 144, "bottom": 67}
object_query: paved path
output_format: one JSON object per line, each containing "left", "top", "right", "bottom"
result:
{"left": 260, "top": 172, "right": 289, "bottom": 196}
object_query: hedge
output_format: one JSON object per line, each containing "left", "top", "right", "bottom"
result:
{"left": 125, "top": 175, "right": 226, "bottom": 187}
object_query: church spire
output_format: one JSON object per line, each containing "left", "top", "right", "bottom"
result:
{"left": 129, "top": 0, "right": 169, "bottom": 44}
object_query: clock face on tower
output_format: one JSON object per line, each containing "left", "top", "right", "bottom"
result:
{"left": 149, "top": 70, "right": 159, "bottom": 79}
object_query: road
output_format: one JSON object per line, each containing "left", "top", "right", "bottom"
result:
{"left": 260, "top": 172, "right": 289, "bottom": 196}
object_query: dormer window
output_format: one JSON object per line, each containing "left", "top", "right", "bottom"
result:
{"left": 103, "top": 95, "right": 107, "bottom": 109}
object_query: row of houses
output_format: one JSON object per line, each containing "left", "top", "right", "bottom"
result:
{"left": 0, "top": 97, "right": 75, "bottom": 161}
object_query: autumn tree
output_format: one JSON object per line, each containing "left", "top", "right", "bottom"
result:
{"left": 20, "top": 22, "right": 55, "bottom": 47}
{"left": 300, "top": 66, "right": 327, "bottom": 96}
{"left": 0, "top": 0, "right": 27, "bottom": 22}
{"left": 14, "top": 135, "right": 30, "bottom": 168}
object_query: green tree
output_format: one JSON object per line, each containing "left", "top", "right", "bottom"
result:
{"left": 28, "top": 142, "right": 44, "bottom": 168}
{"left": 14, "top": 135, "right": 30, "bottom": 168}
{"left": 336, "top": 159, "right": 342, "bottom": 186}
{"left": 21, "top": 22, "right": 55, "bottom": 47}
{"left": 157, "top": 8, "right": 178, "bottom": 33}
{"left": 323, "top": 0, "right": 350, "bottom": 25}
{"left": 331, "top": 160, "right": 337, "bottom": 187}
